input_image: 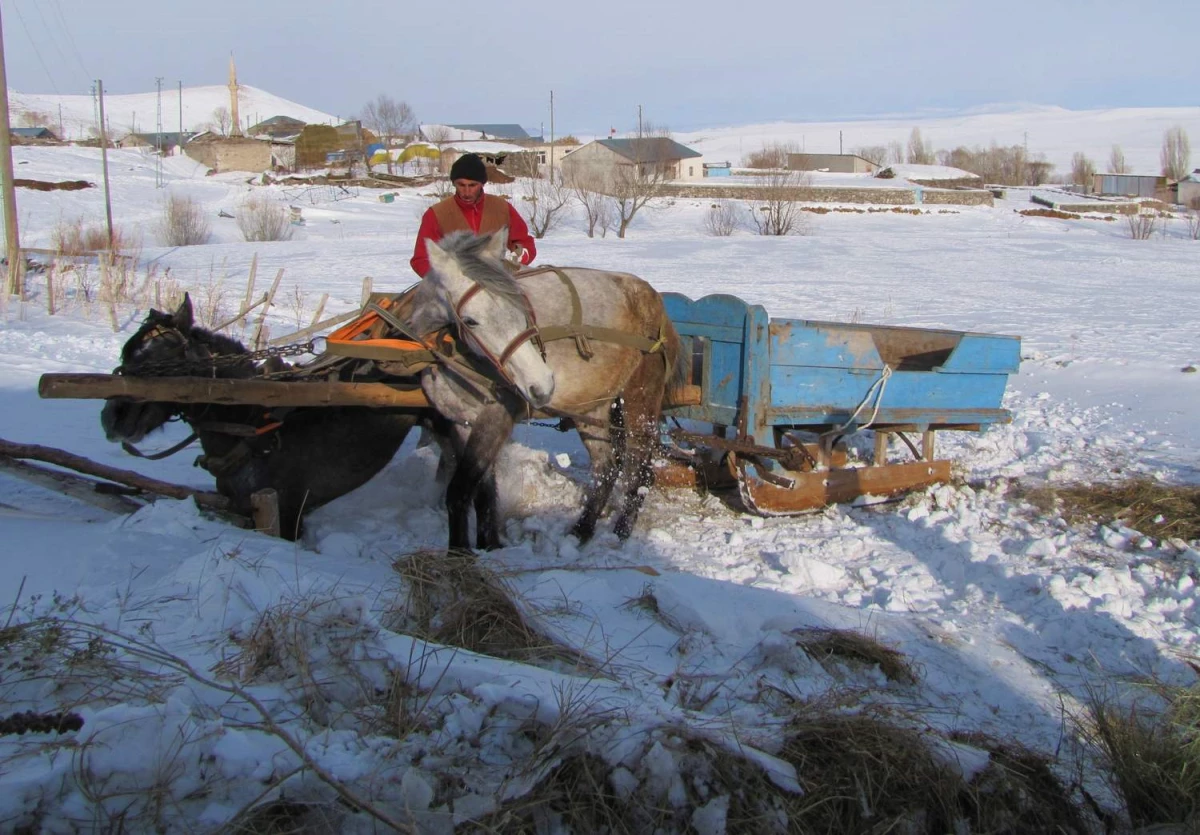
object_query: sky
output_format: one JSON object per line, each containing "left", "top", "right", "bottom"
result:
{"left": 4, "top": 0, "right": 1200, "bottom": 138}
{"left": 1, "top": 143, "right": 1199, "bottom": 830}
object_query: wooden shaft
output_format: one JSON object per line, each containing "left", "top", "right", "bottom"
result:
{"left": 38, "top": 373, "right": 430, "bottom": 409}
{"left": 38, "top": 374, "right": 702, "bottom": 410}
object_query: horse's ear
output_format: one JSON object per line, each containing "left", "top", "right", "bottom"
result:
{"left": 172, "top": 293, "right": 194, "bottom": 331}
{"left": 482, "top": 227, "right": 507, "bottom": 262}
{"left": 426, "top": 238, "right": 451, "bottom": 278}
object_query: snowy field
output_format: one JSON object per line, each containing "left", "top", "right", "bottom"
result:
{"left": 0, "top": 142, "right": 1198, "bottom": 832}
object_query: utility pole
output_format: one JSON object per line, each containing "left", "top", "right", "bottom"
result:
{"left": 96, "top": 80, "right": 114, "bottom": 249}
{"left": 549, "top": 90, "right": 555, "bottom": 183}
{"left": 155, "top": 77, "right": 164, "bottom": 187}
{"left": 0, "top": 4, "right": 23, "bottom": 297}
{"left": 839, "top": 130, "right": 843, "bottom": 155}
{"left": 637, "top": 104, "right": 643, "bottom": 138}
{"left": 178, "top": 81, "right": 183, "bottom": 152}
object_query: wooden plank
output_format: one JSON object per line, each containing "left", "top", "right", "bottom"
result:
{"left": 0, "top": 438, "right": 230, "bottom": 510}
{"left": 38, "top": 374, "right": 701, "bottom": 411}
{"left": 0, "top": 455, "right": 146, "bottom": 515}
{"left": 38, "top": 373, "right": 430, "bottom": 409}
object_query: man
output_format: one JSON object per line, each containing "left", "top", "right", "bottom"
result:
{"left": 410, "top": 153, "right": 537, "bottom": 277}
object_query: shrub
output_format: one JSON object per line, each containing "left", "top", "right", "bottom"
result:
{"left": 1127, "top": 211, "right": 1156, "bottom": 240}
{"left": 742, "top": 141, "right": 799, "bottom": 169}
{"left": 235, "top": 196, "right": 294, "bottom": 242}
{"left": 156, "top": 193, "right": 211, "bottom": 246}
{"left": 703, "top": 200, "right": 738, "bottom": 236}
{"left": 51, "top": 218, "right": 135, "bottom": 255}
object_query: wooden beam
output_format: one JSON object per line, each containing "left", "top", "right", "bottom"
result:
{"left": 38, "top": 374, "right": 429, "bottom": 409}
{"left": 37, "top": 374, "right": 702, "bottom": 410}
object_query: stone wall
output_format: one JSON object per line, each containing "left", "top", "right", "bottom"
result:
{"left": 184, "top": 138, "right": 272, "bottom": 173}
{"left": 658, "top": 183, "right": 993, "bottom": 207}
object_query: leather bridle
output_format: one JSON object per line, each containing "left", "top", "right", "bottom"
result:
{"left": 450, "top": 281, "right": 547, "bottom": 394}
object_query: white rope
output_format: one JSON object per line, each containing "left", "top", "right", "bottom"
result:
{"left": 827, "top": 364, "right": 893, "bottom": 436}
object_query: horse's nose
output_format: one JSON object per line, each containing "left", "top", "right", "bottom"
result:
{"left": 528, "top": 381, "right": 554, "bottom": 408}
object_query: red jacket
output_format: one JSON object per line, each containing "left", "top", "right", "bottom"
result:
{"left": 410, "top": 193, "right": 537, "bottom": 277}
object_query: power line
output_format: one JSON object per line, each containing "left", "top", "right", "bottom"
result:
{"left": 26, "top": 0, "right": 72, "bottom": 83}
{"left": 46, "top": 0, "right": 92, "bottom": 84}
{"left": 9, "top": 0, "right": 58, "bottom": 93}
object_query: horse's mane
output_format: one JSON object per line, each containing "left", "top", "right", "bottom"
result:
{"left": 122, "top": 310, "right": 249, "bottom": 368}
{"left": 411, "top": 231, "right": 524, "bottom": 333}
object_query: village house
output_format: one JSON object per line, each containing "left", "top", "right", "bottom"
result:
{"left": 560, "top": 137, "right": 704, "bottom": 185}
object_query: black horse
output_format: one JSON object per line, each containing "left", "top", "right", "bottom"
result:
{"left": 100, "top": 294, "right": 420, "bottom": 540}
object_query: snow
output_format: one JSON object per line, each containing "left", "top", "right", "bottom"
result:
{"left": 0, "top": 115, "right": 1198, "bottom": 830}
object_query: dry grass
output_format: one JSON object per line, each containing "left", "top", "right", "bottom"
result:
{"left": 1020, "top": 477, "right": 1200, "bottom": 543}
{"left": 51, "top": 217, "right": 137, "bottom": 255}
{"left": 472, "top": 736, "right": 800, "bottom": 834}
{"left": 226, "top": 799, "right": 345, "bottom": 834}
{"left": 1082, "top": 677, "right": 1200, "bottom": 829}
{"left": 621, "top": 583, "right": 686, "bottom": 634}
{"left": 791, "top": 626, "right": 919, "bottom": 684}
{"left": 386, "top": 550, "right": 593, "bottom": 670}
{"left": 781, "top": 709, "right": 1091, "bottom": 833}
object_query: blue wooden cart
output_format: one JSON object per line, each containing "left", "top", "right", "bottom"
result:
{"left": 659, "top": 293, "right": 1021, "bottom": 513}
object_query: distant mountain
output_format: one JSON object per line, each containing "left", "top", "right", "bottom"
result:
{"left": 7, "top": 85, "right": 339, "bottom": 141}
{"left": 675, "top": 104, "right": 1200, "bottom": 174}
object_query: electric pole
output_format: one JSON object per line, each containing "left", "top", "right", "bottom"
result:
{"left": 96, "top": 80, "right": 114, "bottom": 249}
{"left": 0, "top": 4, "right": 23, "bottom": 297}
{"left": 178, "top": 81, "right": 183, "bottom": 152}
{"left": 155, "top": 77, "right": 164, "bottom": 187}
{"left": 549, "top": 90, "right": 555, "bottom": 183}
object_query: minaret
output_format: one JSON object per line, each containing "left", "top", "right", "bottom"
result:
{"left": 228, "top": 53, "right": 243, "bottom": 137}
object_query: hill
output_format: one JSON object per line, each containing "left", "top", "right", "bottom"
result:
{"left": 676, "top": 103, "right": 1200, "bottom": 174}
{"left": 8, "top": 84, "right": 339, "bottom": 140}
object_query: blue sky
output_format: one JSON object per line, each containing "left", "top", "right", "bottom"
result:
{"left": 4, "top": 0, "right": 1198, "bottom": 136}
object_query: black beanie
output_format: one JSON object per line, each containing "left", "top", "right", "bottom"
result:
{"left": 449, "top": 153, "right": 487, "bottom": 184}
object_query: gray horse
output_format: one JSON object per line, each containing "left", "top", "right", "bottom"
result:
{"left": 411, "top": 230, "right": 682, "bottom": 550}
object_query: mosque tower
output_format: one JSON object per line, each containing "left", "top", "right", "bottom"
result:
{"left": 228, "top": 53, "right": 243, "bottom": 137}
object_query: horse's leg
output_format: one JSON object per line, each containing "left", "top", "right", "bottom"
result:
{"left": 569, "top": 406, "right": 621, "bottom": 544}
{"left": 612, "top": 357, "right": 667, "bottom": 540}
{"left": 474, "top": 470, "right": 501, "bottom": 550}
{"left": 444, "top": 404, "right": 514, "bottom": 551}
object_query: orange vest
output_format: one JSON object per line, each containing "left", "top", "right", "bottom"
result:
{"left": 431, "top": 194, "right": 511, "bottom": 236}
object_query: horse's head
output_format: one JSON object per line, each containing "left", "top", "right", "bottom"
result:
{"left": 416, "top": 229, "right": 555, "bottom": 408}
{"left": 101, "top": 294, "right": 248, "bottom": 443}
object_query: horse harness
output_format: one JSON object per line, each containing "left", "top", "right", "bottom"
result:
{"left": 116, "top": 322, "right": 293, "bottom": 476}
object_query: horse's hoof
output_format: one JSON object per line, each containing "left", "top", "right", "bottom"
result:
{"left": 569, "top": 522, "right": 595, "bottom": 545}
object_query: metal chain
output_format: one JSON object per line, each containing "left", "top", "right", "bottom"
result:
{"left": 118, "top": 340, "right": 318, "bottom": 378}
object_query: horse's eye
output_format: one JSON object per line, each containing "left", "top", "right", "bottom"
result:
{"left": 461, "top": 317, "right": 479, "bottom": 329}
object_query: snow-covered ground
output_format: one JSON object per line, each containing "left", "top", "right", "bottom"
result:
{"left": 0, "top": 140, "right": 1197, "bottom": 831}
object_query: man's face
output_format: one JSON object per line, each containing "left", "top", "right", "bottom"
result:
{"left": 454, "top": 179, "right": 483, "bottom": 204}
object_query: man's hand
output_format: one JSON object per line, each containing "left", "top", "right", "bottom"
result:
{"left": 509, "top": 244, "right": 531, "bottom": 265}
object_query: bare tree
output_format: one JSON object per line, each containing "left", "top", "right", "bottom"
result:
{"left": 610, "top": 124, "right": 674, "bottom": 238}
{"left": 519, "top": 170, "right": 571, "bottom": 238}
{"left": 424, "top": 125, "right": 453, "bottom": 173}
{"left": 748, "top": 169, "right": 810, "bottom": 236}
{"left": 887, "top": 140, "right": 906, "bottom": 164}
{"left": 743, "top": 141, "right": 800, "bottom": 169}
{"left": 1161, "top": 126, "right": 1191, "bottom": 182}
{"left": 210, "top": 106, "right": 231, "bottom": 137}
{"left": 573, "top": 174, "right": 608, "bottom": 238}
{"left": 1127, "top": 209, "right": 1156, "bottom": 240}
{"left": 1109, "top": 144, "right": 1128, "bottom": 174}
{"left": 1070, "top": 152, "right": 1096, "bottom": 193}
{"left": 854, "top": 145, "right": 889, "bottom": 167}
{"left": 360, "top": 95, "right": 416, "bottom": 174}
{"left": 1187, "top": 197, "right": 1200, "bottom": 240}
{"left": 906, "top": 127, "right": 935, "bottom": 165}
